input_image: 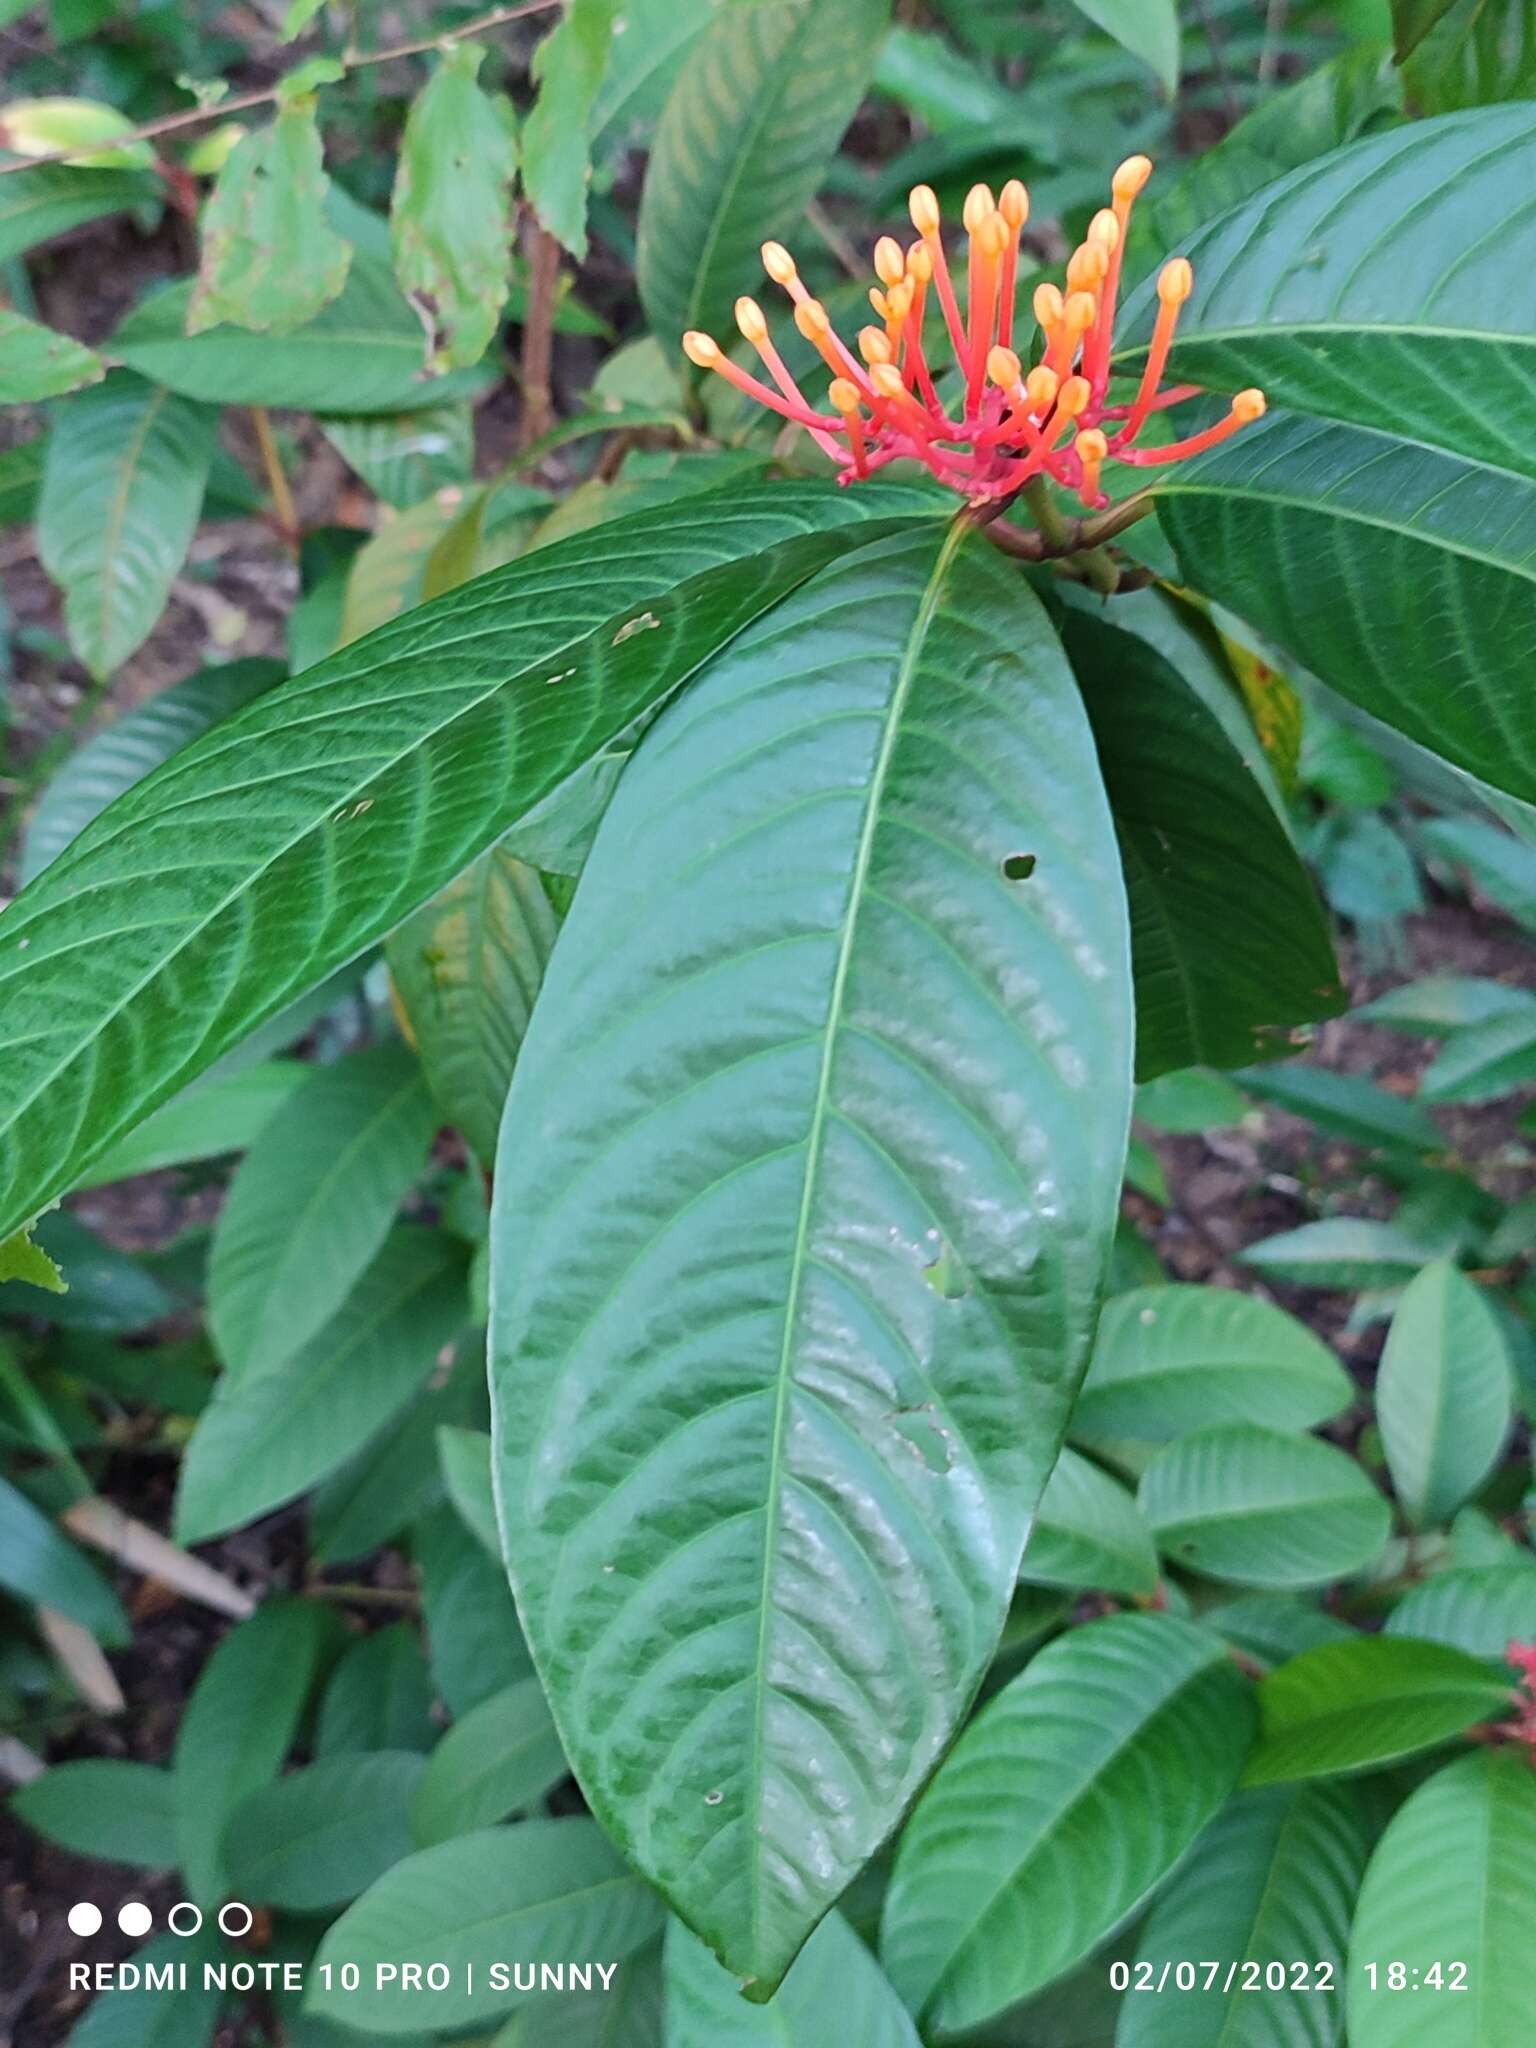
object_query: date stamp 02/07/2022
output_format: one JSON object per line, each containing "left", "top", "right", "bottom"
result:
{"left": 1113, "top": 1957, "right": 1471, "bottom": 1997}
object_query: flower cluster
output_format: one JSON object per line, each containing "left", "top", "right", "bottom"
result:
{"left": 682, "top": 158, "right": 1265, "bottom": 510}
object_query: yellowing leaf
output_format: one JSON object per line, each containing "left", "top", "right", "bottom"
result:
{"left": 0, "top": 1222, "right": 66, "bottom": 1294}
{"left": 0, "top": 96, "right": 155, "bottom": 168}
{"left": 187, "top": 96, "right": 351, "bottom": 337}
{"left": 521, "top": 0, "right": 618, "bottom": 259}
{"left": 390, "top": 41, "right": 518, "bottom": 372}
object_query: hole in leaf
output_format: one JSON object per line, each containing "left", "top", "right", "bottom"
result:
{"left": 1001, "top": 852, "right": 1036, "bottom": 881}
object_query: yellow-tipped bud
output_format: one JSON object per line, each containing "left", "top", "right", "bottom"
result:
{"left": 828, "top": 377, "right": 862, "bottom": 414}
{"left": 793, "top": 298, "right": 831, "bottom": 339}
{"left": 858, "top": 325, "right": 894, "bottom": 365}
{"left": 734, "top": 296, "right": 767, "bottom": 344}
{"left": 987, "top": 345, "right": 1023, "bottom": 390}
{"left": 963, "top": 182, "right": 996, "bottom": 234}
{"left": 978, "top": 210, "right": 1009, "bottom": 261}
{"left": 682, "top": 331, "right": 720, "bottom": 368}
{"left": 1033, "top": 281, "right": 1064, "bottom": 330}
{"left": 1076, "top": 428, "right": 1109, "bottom": 463}
{"left": 909, "top": 184, "right": 941, "bottom": 236}
{"left": 1088, "top": 208, "right": 1121, "bottom": 253}
{"left": 1158, "top": 258, "right": 1194, "bottom": 306}
{"left": 871, "top": 362, "right": 907, "bottom": 401}
{"left": 1025, "top": 364, "right": 1059, "bottom": 411}
{"left": 906, "top": 241, "right": 933, "bottom": 283}
{"left": 1000, "top": 178, "right": 1029, "bottom": 229}
{"left": 1057, "top": 375, "right": 1091, "bottom": 419}
{"left": 1063, "top": 289, "right": 1097, "bottom": 333}
{"left": 761, "top": 240, "right": 797, "bottom": 285}
{"left": 868, "top": 286, "right": 890, "bottom": 319}
{"left": 1233, "top": 388, "right": 1267, "bottom": 422}
{"left": 873, "top": 235, "right": 905, "bottom": 287}
{"left": 1113, "top": 154, "right": 1153, "bottom": 203}
{"left": 886, "top": 280, "right": 914, "bottom": 322}
{"left": 1066, "top": 243, "right": 1108, "bottom": 294}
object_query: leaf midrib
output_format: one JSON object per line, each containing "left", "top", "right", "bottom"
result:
{"left": 745, "top": 518, "right": 967, "bottom": 1961}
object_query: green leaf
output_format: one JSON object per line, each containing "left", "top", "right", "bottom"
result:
{"left": 589, "top": 0, "right": 721, "bottom": 141}
{"left": 1148, "top": 412, "right": 1536, "bottom": 808}
{"left": 0, "top": 305, "right": 103, "bottom": 401}
{"left": 309, "top": 1346, "right": 482, "bottom": 1564}
{"left": 0, "top": 1475, "right": 128, "bottom": 1641}
{"left": 1376, "top": 1261, "right": 1513, "bottom": 1529}
{"left": 1207, "top": 1591, "right": 1354, "bottom": 1671}
{"left": 1121, "top": 1781, "right": 1378, "bottom": 2047}
{"left": 0, "top": 1221, "right": 66, "bottom": 1292}
{"left": 1018, "top": 1446, "right": 1159, "bottom": 1597}
{"left": 1139, "top": 1425, "right": 1392, "bottom": 1588}
{"left": 173, "top": 1595, "right": 339, "bottom": 1907}
{"left": 1244, "top": 1636, "right": 1513, "bottom": 1786}
{"left": 307, "top": 1820, "right": 665, "bottom": 2035}
{"left": 1236, "top": 1217, "right": 1437, "bottom": 1289}
{"left": 282, "top": 0, "right": 329, "bottom": 35}
{"left": 65, "top": 1928, "right": 223, "bottom": 2048}
{"left": 224, "top": 1752, "right": 425, "bottom": 1910}
{"left": 522, "top": 0, "right": 616, "bottom": 260}
{"left": 179, "top": 1226, "right": 469, "bottom": 1542}
{"left": 206, "top": 1044, "right": 438, "bottom": 1382}
{"left": 636, "top": 0, "right": 891, "bottom": 345}
{"left": 1068, "top": 0, "right": 1179, "bottom": 91}
{"left": 416, "top": 1501, "right": 534, "bottom": 1717}
{"left": 187, "top": 97, "right": 350, "bottom": 335}
{"left": 1392, "top": 0, "right": 1460, "bottom": 56}
{"left": 0, "top": 161, "right": 161, "bottom": 265}
{"left": 1134, "top": 1066, "right": 1248, "bottom": 1134}
{"left": 1418, "top": 814, "right": 1536, "bottom": 923}
{"left": 1348, "top": 1749, "right": 1536, "bottom": 2044}
{"left": 37, "top": 373, "right": 217, "bottom": 679}
{"left": 1120, "top": 108, "right": 1536, "bottom": 480}
{"left": 1387, "top": 1564, "right": 1536, "bottom": 1659}
{"left": 1402, "top": 0, "right": 1536, "bottom": 113}
{"left": 22, "top": 657, "right": 283, "bottom": 884}
{"left": 1072, "top": 1284, "right": 1354, "bottom": 1447}
{"left": 436, "top": 1424, "right": 499, "bottom": 1552}
{"left": 319, "top": 406, "right": 474, "bottom": 510}
{"left": 0, "top": 482, "right": 936, "bottom": 1318}
{"left": 391, "top": 42, "right": 517, "bottom": 369}
{"left": 667, "top": 1913, "right": 920, "bottom": 2045}
{"left": 387, "top": 844, "right": 560, "bottom": 1164}
{"left": 77, "top": 1062, "right": 308, "bottom": 1188}
{"left": 491, "top": 528, "right": 1132, "bottom": 1992}
{"left": 1238, "top": 1063, "right": 1441, "bottom": 1154}
{"left": 1064, "top": 606, "right": 1343, "bottom": 1077}
{"left": 315, "top": 1622, "right": 437, "bottom": 1756}
{"left": 340, "top": 489, "right": 469, "bottom": 643}
{"left": 11, "top": 1759, "right": 174, "bottom": 1867}
{"left": 7, "top": 1209, "right": 174, "bottom": 1332}
{"left": 1421, "top": 1007, "right": 1536, "bottom": 1104}
{"left": 413, "top": 1677, "right": 568, "bottom": 1845}
{"left": 497, "top": 1941, "right": 665, "bottom": 2048}
{"left": 879, "top": 1614, "right": 1254, "bottom": 2033}
{"left": 1357, "top": 975, "right": 1533, "bottom": 1036}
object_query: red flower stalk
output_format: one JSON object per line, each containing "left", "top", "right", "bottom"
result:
{"left": 682, "top": 158, "right": 1266, "bottom": 511}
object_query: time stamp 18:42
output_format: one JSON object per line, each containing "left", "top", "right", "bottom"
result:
{"left": 1110, "top": 1960, "right": 1470, "bottom": 1995}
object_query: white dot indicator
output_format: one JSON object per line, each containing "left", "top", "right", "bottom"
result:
{"left": 67, "top": 1903, "right": 102, "bottom": 1937}
{"left": 218, "top": 1902, "right": 254, "bottom": 1938}
{"left": 168, "top": 1903, "right": 203, "bottom": 1936}
{"left": 118, "top": 1902, "right": 153, "bottom": 1938}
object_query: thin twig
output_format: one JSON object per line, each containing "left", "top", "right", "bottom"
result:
{"left": 1259, "top": 0, "right": 1290, "bottom": 85}
{"left": 250, "top": 405, "right": 299, "bottom": 549}
{"left": 0, "top": 0, "right": 561, "bottom": 178}
{"left": 306, "top": 1581, "right": 421, "bottom": 1608}
{"left": 516, "top": 215, "right": 561, "bottom": 452}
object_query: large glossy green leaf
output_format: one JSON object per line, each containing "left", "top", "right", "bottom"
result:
{"left": 416, "top": 1502, "right": 534, "bottom": 1717}
{"left": 0, "top": 1475, "right": 128, "bottom": 1643}
{"left": 37, "top": 373, "right": 217, "bottom": 679}
{"left": 179, "top": 1226, "right": 470, "bottom": 1542}
{"left": 491, "top": 526, "right": 1132, "bottom": 1993}
{"left": 0, "top": 481, "right": 937, "bottom": 1247}
{"left": 387, "top": 845, "right": 561, "bottom": 1164}
{"left": 1149, "top": 412, "right": 1536, "bottom": 807}
{"left": 0, "top": 161, "right": 161, "bottom": 264}
{"left": 1072, "top": 1285, "right": 1353, "bottom": 1447}
{"left": 206, "top": 1043, "right": 437, "bottom": 1380}
{"left": 21, "top": 658, "right": 284, "bottom": 885}
{"left": 1120, "top": 108, "right": 1536, "bottom": 479}
{"left": 173, "top": 1596, "right": 339, "bottom": 1907}
{"left": 1387, "top": 1564, "right": 1536, "bottom": 1658}
{"left": 1346, "top": 1750, "right": 1536, "bottom": 2045}
{"left": 1018, "top": 1446, "right": 1159, "bottom": 1597}
{"left": 1392, "top": 0, "right": 1460, "bottom": 56}
{"left": 1139, "top": 1425, "right": 1392, "bottom": 1588}
{"left": 307, "top": 1820, "right": 665, "bottom": 2035}
{"left": 667, "top": 1914, "right": 920, "bottom": 2045}
{"left": 223, "top": 1752, "right": 425, "bottom": 1910}
{"left": 1244, "top": 1636, "right": 1513, "bottom": 1786}
{"left": 1376, "top": 1261, "right": 1513, "bottom": 1529}
{"left": 1064, "top": 606, "right": 1342, "bottom": 1076}
{"left": 1238, "top": 1063, "right": 1441, "bottom": 1155}
{"left": 1122, "top": 1781, "right": 1377, "bottom": 2048}
{"left": 636, "top": 0, "right": 891, "bottom": 345}
{"left": 879, "top": 1614, "right": 1254, "bottom": 2033}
